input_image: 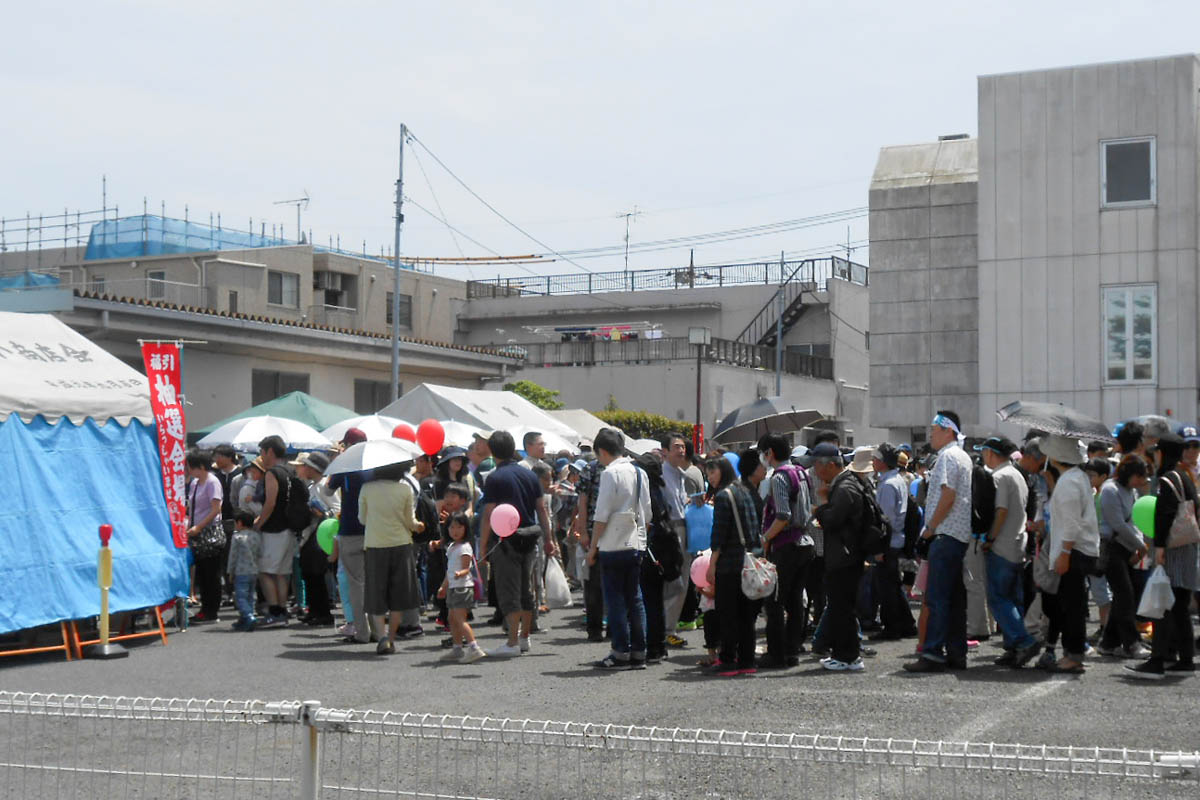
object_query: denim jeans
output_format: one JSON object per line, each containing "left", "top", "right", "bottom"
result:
{"left": 923, "top": 535, "right": 968, "bottom": 664}
{"left": 599, "top": 549, "right": 646, "bottom": 660}
{"left": 234, "top": 574, "right": 257, "bottom": 624}
{"left": 985, "top": 551, "right": 1035, "bottom": 650}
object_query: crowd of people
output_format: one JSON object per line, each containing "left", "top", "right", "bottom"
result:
{"left": 180, "top": 411, "right": 1198, "bottom": 678}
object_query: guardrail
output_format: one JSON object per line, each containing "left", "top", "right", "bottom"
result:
{"left": 1, "top": 692, "right": 1196, "bottom": 800}
{"left": 516, "top": 336, "right": 834, "bottom": 379}
{"left": 466, "top": 256, "right": 867, "bottom": 299}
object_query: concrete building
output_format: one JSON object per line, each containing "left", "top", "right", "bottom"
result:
{"left": 3, "top": 217, "right": 878, "bottom": 442}
{"left": 870, "top": 53, "right": 1200, "bottom": 441}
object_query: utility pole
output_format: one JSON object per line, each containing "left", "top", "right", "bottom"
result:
{"left": 775, "top": 250, "right": 784, "bottom": 396}
{"left": 391, "top": 125, "right": 407, "bottom": 402}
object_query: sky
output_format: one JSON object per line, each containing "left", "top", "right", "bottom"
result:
{"left": 5, "top": 1, "right": 1200, "bottom": 280}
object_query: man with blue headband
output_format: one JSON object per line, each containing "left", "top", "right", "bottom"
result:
{"left": 905, "top": 410, "right": 974, "bottom": 673}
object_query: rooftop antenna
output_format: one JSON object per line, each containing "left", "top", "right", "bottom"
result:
{"left": 615, "top": 205, "right": 642, "bottom": 272}
{"left": 274, "top": 191, "right": 310, "bottom": 243}
{"left": 838, "top": 225, "right": 856, "bottom": 262}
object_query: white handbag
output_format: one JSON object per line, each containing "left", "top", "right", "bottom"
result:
{"left": 724, "top": 487, "right": 778, "bottom": 600}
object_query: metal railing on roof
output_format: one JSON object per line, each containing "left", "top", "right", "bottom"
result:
{"left": 514, "top": 335, "right": 834, "bottom": 379}
{"left": 465, "top": 256, "right": 868, "bottom": 299}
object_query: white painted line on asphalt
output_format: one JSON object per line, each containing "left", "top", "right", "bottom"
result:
{"left": 947, "top": 679, "right": 1066, "bottom": 742}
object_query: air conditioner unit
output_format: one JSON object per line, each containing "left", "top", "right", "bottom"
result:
{"left": 314, "top": 272, "right": 343, "bottom": 291}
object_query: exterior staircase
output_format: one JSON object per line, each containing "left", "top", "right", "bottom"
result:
{"left": 735, "top": 259, "right": 820, "bottom": 347}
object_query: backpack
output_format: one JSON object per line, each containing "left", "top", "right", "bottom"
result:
{"left": 404, "top": 475, "right": 440, "bottom": 544}
{"left": 851, "top": 474, "right": 891, "bottom": 556}
{"left": 768, "top": 463, "right": 812, "bottom": 532}
{"left": 901, "top": 496, "right": 923, "bottom": 558}
{"left": 971, "top": 465, "right": 997, "bottom": 535}
{"left": 273, "top": 466, "right": 312, "bottom": 533}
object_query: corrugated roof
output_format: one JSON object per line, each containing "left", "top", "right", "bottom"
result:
{"left": 870, "top": 138, "right": 978, "bottom": 190}
{"left": 70, "top": 289, "right": 519, "bottom": 361}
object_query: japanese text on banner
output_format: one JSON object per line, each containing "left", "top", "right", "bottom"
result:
{"left": 141, "top": 343, "right": 189, "bottom": 548}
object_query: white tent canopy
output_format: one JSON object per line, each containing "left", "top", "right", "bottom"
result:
{"left": 0, "top": 311, "right": 152, "bottom": 424}
{"left": 378, "top": 384, "right": 580, "bottom": 444}
{"left": 547, "top": 409, "right": 625, "bottom": 445}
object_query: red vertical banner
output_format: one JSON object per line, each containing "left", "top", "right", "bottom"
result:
{"left": 693, "top": 423, "right": 705, "bottom": 457}
{"left": 141, "top": 342, "right": 189, "bottom": 548}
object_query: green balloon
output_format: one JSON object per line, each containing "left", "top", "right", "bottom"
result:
{"left": 316, "top": 518, "right": 339, "bottom": 555}
{"left": 1131, "top": 495, "right": 1156, "bottom": 540}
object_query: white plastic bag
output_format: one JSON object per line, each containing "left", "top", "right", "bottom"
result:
{"left": 740, "top": 553, "right": 778, "bottom": 600}
{"left": 1137, "top": 565, "right": 1174, "bottom": 619}
{"left": 545, "top": 554, "right": 573, "bottom": 608}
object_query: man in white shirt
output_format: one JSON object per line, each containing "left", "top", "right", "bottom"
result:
{"left": 905, "top": 410, "right": 974, "bottom": 673}
{"left": 660, "top": 432, "right": 695, "bottom": 645}
{"left": 520, "top": 431, "right": 547, "bottom": 471}
{"left": 587, "top": 428, "right": 651, "bottom": 670}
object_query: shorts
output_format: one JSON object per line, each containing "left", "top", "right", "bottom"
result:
{"left": 491, "top": 540, "right": 536, "bottom": 615}
{"left": 365, "top": 544, "right": 421, "bottom": 615}
{"left": 259, "top": 530, "right": 296, "bottom": 574}
{"left": 447, "top": 586, "right": 475, "bottom": 610}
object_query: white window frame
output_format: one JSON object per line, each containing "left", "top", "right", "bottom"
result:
{"left": 268, "top": 270, "right": 300, "bottom": 308}
{"left": 1100, "top": 136, "right": 1156, "bottom": 209}
{"left": 1101, "top": 283, "right": 1157, "bottom": 386}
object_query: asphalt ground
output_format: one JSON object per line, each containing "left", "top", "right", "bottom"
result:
{"left": 2, "top": 595, "right": 1197, "bottom": 754}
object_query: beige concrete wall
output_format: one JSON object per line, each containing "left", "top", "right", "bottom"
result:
{"left": 977, "top": 54, "right": 1200, "bottom": 429}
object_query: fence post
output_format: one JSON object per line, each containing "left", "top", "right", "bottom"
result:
{"left": 300, "top": 700, "right": 323, "bottom": 800}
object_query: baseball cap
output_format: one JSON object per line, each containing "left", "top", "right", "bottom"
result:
{"left": 809, "top": 442, "right": 843, "bottom": 463}
{"left": 975, "top": 436, "right": 1018, "bottom": 457}
{"left": 341, "top": 427, "right": 367, "bottom": 447}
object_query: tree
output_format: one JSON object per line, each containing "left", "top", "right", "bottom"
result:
{"left": 593, "top": 409, "right": 693, "bottom": 442}
{"left": 504, "top": 379, "right": 565, "bottom": 410}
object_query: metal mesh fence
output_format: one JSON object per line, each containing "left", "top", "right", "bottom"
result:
{"left": 1, "top": 692, "right": 1196, "bottom": 800}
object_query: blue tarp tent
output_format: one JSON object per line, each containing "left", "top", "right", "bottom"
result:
{"left": 0, "top": 270, "right": 60, "bottom": 289}
{"left": 0, "top": 312, "right": 187, "bottom": 634}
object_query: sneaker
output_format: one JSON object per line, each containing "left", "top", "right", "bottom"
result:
{"left": 1124, "top": 661, "right": 1164, "bottom": 680}
{"left": 1083, "top": 642, "right": 1096, "bottom": 657}
{"left": 902, "top": 657, "right": 944, "bottom": 673}
{"left": 491, "top": 642, "right": 522, "bottom": 657}
{"left": 966, "top": 639, "right": 980, "bottom": 650}
{"left": 400, "top": 625, "right": 425, "bottom": 639}
{"left": 336, "top": 622, "right": 356, "bottom": 638}
{"left": 376, "top": 638, "right": 395, "bottom": 655}
{"left": 666, "top": 634, "right": 687, "bottom": 648}
{"left": 822, "top": 658, "right": 863, "bottom": 672}
{"left": 994, "top": 650, "right": 1018, "bottom": 667}
{"left": 859, "top": 645, "right": 877, "bottom": 658}
{"left": 1014, "top": 642, "right": 1042, "bottom": 668}
{"left": 518, "top": 636, "right": 531, "bottom": 653}
{"left": 1035, "top": 650, "right": 1057, "bottom": 671}
{"left": 243, "top": 619, "right": 257, "bottom": 632}
{"left": 189, "top": 613, "right": 218, "bottom": 624}
{"left": 1126, "top": 643, "right": 1152, "bottom": 659}
{"left": 1096, "top": 643, "right": 1123, "bottom": 657}
{"left": 676, "top": 620, "right": 698, "bottom": 631}
{"left": 629, "top": 658, "right": 648, "bottom": 670}
{"left": 717, "top": 666, "right": 741, "bottom": 677}
{"left": 460, "top": 646, "right": 486, "bottom": 664}
{"left": 596, "top": 655, "right": 630, "bottom": 670}
{"left": 737, "top": 667, "right": 758, "bottom": 675}
{"left": 440, "top": 647, "right": 464, "bottom": 661}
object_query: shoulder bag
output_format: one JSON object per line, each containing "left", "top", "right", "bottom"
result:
{"left": 188, "top": 479, "right": 227, "bottom": 560}
{"left": 1161, "top": 471, "right": 1200, "bottom": 549}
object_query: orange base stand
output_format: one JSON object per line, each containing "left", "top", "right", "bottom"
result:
{"left": 0, "top": 621, "right": 75, "bottom": 662}
{"left": 70, "top": 606, "right": 169, "bottom": 659}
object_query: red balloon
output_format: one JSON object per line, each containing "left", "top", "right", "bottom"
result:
{"left": 392, "top": 423, "right": 416, "bottom": 442}
{"left": 416, "top": 418, "right": 445, "bottom": 456}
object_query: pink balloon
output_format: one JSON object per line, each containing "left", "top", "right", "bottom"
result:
{"left": 690, "top": 551, "right": 712, "bottom": 588}
{"left": 491, "top": 503, "right": 521, "bottom": 538}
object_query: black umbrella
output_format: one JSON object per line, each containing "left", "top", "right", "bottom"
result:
{"left": 996, "top": 401, "right": 1114, "bottom": 443}
{"left": 712, "top": 396, "right": 823, "bottom": 444}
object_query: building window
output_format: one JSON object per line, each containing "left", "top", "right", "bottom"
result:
{"left": 147, "top": 270, "right": 166, "bottom": 299}
{"left": 386, "top": 291, "right": 413, "bottom": 328}
{"left": 354, "top": 379, "right": 395, "bottom": 414}
{"left": 1101, "top": 137, "right": 1155, "bottom": 208}
{"left": 89, "top": 276, "right": 105, "bottom": 294}
{"left": 1103, "top": 284, "right": 1156, "bottom": 384}
{"left": 228, "top": 290, "right": 238, "bottom": 314}
{"left": 268, "top": 270, "right": 300, "bottom": 307}
{"left": 251, "top": 369, "right": 310, "bottom": 406}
